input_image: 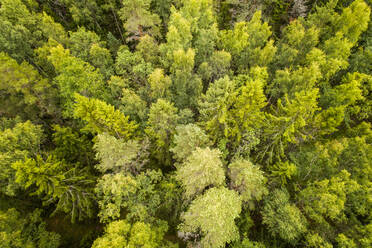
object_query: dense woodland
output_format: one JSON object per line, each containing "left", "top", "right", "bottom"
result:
{"left": 0, "top": 0, "right": 371, "bottom": 247}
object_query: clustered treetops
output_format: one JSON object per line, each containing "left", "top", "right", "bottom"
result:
{"left": 0, "top": 0, "right": 371, "bottom": 248}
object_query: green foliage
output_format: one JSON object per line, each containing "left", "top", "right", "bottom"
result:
{"left": 68, "top": 27, "right": 103, "bottom": 62}
{"left": 0, "top": 121, "right": 43, "bottom": 196}
{"left": 0, "top": 0, "right": 371, "bottom": 247}
{"left": 119, "top": 0, "right": 161, "bottom": 39}
{"left": 198, "top": 50, "right": 232, "bottom": 84}
{"left": 199, "top": 73, "right": 267, "bottom": 152}
{"left": 47, "top": 44, "right": 108, "bottom": 116}
{"left": 176, "top": 147, "right": 225, "bottom": 198}
{"left": 145, "top": 99, "right": 180, "bottom": 165}
{"left": 180, "top": 187, "right": 242, "bottom": 248}
{"left": 226, "top": 74, "right": 267, "bottom": 141}
{"left": 220, "top": 11, "right": 276, "bottom": 73}
{"left": 58, "top": 0, "right": 103, "bottom": 29}
{"left": 12, "top": 155, "right": 96, "bottom": 222}
{"left": 114, "top": 45, "right": 153, "bottom": 90}
{"left": 73, "top": 94, "right": 138, "bottom": 140}
{"left": 94, "top": 133, "right": 147, "bottom": 174}
{"left": 179, "top": 0, "right": 219, "bottom": 65}
{"left": 269, "top": 161, "right": 297, "bottom": 185}
{"left": 52, "top": 125, "right": 94, "bottom": 165}
{"left": 0, "top": 52, "right": 57, "bottom": 120}
{"left": 95, "top": 170, "right": 164, "bottom": 223}
{"left": 170, "top": 48, "right": 202, "bottom": 109}
{"left": 232, "top": 238, "right": 266, "bottom": 248}
{"left": 0, "top": 0, "right": 67, "bottom": 62}
{"left": 262, "top": 189, "right": 307, "bottom": 243}
{"left": 92, "top": 220, "right": 177, "bottom": 248}
{"left": 199, "top": 76, "right": 236, "bottom": 141}
{"left": 300, "top": 170, "right": 359, "bottom": 227}
{"left": 0, "top": 208, "right": 60, "bottom": 248}
{"left": 120, "top": 87, "right": 149, "bottom": 124}
{"left": 171, "top": 123, "right": 211, "bottom": 162}
{"left": 258, "top": 88, "right": 320, "bottom": 164}
{"left": 148, "top": 68, "right": 172, "bottom": 101}
{"left": 228, "top": 159, "right": 268, "bottom": 209}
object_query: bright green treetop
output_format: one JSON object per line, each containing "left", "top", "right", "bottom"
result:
{"left": 180, "top": 187, "right": 242, "bottom": 248}
{"left": 228, "top": 159, "right": 268, "bottom": 209}
{"left": 73, "top": 94, "right": 138, "bottom": 140}
{"left": 176, "top": 147, "right": 225, "bottom": 198}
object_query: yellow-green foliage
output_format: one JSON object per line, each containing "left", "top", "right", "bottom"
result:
{"left": 73, "top": 93, "right": 138, "bottom": 140}
{"left": 92, "top": 220, "right": 176, "bottom": 248}
{"left": 228, "top": 159, "right": 268, "bottom": 209}
{"left": 176, "top": 147, "right": 225, "bottom": 198}
{"left": 180, "top": 187, "right": 242, "bottom": 248}
{"left": 262, "top": 189, "right": 307, "bottom": 243}
{"left": 0, "top": 121, "right": 43, "bottom": 195}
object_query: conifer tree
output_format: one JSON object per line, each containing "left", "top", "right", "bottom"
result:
{"left": 73, "top": 94, "right": 138, "bottom": 140}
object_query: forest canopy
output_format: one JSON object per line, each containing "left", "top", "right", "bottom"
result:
{"left": 0, "top": 0, "right": 371, "bottom": 247}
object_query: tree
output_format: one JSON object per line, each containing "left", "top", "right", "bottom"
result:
{"left": 92, "top": 220, "right": 176, "bottom": 248}
{"left": 179, "top": 0, "right": 219, "bottom": 65}
{"left": 0, "top": 0, "right": 371, "bottom": 247}
{"left": 67, "top": 27, "right": 114, "bottom": 78}
{"left": 231, "top": 238, "right": 266, "bottom": 248}
{"left": 0, "top": 52, "right": 58, "bottom": 120}
{"left": 176, "top": 147, "right": 225, "bottom": 198}
{"left": 120, "top": 88, "right": 148, "bottom": 124}
{"left": 47, "top": 44, "right": 108, "bottom": 116}
{"left": 73, "top": 94, "right": 138, "bottom": 140}
{"left": 198, "top": 76, "right": 237, "bottom": 142}
{"left": 94, "top": 133, "right": 147, "bottom": 174}
{"left": 95, "top": 170, "right": 164, "bottom": 223}
{"left": 272, "top": 19, "right": 319, "bottom": 70}
{"left": 134, "top": 35, "right": 161, "bottom": 71}
{"left": 220, "top": 11, "right": 276, "bottom": 73}
{"left": 258, "top": 88, "right": 320, "bottom": 164}
{"left": 12, "top": 154, "right": 96, "bottom": 222}
{"left": 199, "top": 73, "right": 267, "bottom": 155}
{"left": 114, "top": 45, "right": 153, "bottom": 88}
{"left": 262, "top": 189, "right": 307, "bottom": 243}
{"left": 269, "top": 63, "right": 322, "bottom": 100}
{"left": 160, "top": 1, "right": 220, "bottom": 109}
{"left": 58, "top": 0, "right": 104, "bottom": 30}
{"left": 89, "top": 43, "right": 114, "bottom": 79}
{"left": 148, "top": 68, "right": 172, "bottom": 101}
{"left": 52, "top": 125, "right": 95, "bottom": 165}
{"left": 119, "top": 0, "right": 161, "bottom": 40}
{"left": 318, "top": 72, "right": 365, "bottom": 133}
{"left": 151, "top": 0, "right": 175, "bottom": 26}
{"left": 145, "top": 99, "right": 180, "bottom": 165}
{"left": 299, "top": 170, "right": 360, "bottom": 233}
{"left": 67, "top": 27, "right": 104, "bottom": 62}
{"left": 0, "top": 0, "right": 35, "bottom": 62}
{"left": 268, "top": 161, "right": 297, "bottom": 186}
{"left": 0, "top": 121, "right": 43, "bottom": 196}
{"left": 0, "top": 0, "right": 67, "bottom": 62}
{"left": 200, "top": 50, "right": 232, "bottom": 83}
{"left": 225, "top": 73, "right": 267, "bottom": 142}
{"left": 170, "top": 124, "right": 211, "bottom": 162}
{"left": 170, "top": 48, "right": 202, "bottom": 109}
{"left": 0, "top": 208, "right": 60, "bottom": 248}
{"left": 179, "top": 187, "right": 242, "bottom": 248}
{"left": 228, "top": 159, "right": 268, "bottom": 209}
{"left": 160, "top": 8, "right": 192, "bottom": 66}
